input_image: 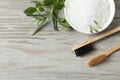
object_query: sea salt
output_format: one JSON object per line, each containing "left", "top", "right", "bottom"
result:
{"left": 65, "top": 0, "right": 114, "bottom": 33}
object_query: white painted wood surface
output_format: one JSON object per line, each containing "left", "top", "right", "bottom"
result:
{"left": 0, "top": 0, "right": 120, "bottom": 80}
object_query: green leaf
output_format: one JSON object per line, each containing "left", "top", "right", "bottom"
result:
{"left": 57, "top": 18, "right": 70, "bottom": 29}
{"left": 53, "top": 2, "right": 64, "bottom": 10}
{"left": 35, "top": 1, "right": 45, "bottom": 12}
{"left": 32, "top": 18, "right": 47, "bottom": 35}
{"left": 39, "top": 7, "right": 45, "bottom": 12}
{"left": 33, "top": 22, "right": 44, "bottom": 35}
{"left": 36, "top": 2, "right": 41, "bottom": 8}
{"left": 93, "top": 20, "right": 102, "bottom": 29}
{"left": 43, "top": 0, "right": 57, "bottom": 6}
{"left": 94, "top": 29, "right": 99, "bottom": 33}
{"left": 53, "top": 17, "right": 58, "bottom": 31}
{"left": 90, "top": 25, "right": 93, "bottom": 33}
{"left": 24, "top": 7, "right": 37, "bottom": 15}
{"left": 58, "top": 18, "right": 65, "bottom": 22}
{"left": 94, "top": 20, "right": 98, "bottom": 25}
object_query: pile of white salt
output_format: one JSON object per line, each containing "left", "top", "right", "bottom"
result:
{"left": 65, "top": 0, "right": 115, "bottom": 33}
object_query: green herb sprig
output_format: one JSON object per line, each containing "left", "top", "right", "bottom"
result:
{"left": 24, "top": 0, "right": 70, "bottom": 35}
{"left": 89, "top": 20, "right": 102, "bottom": 33}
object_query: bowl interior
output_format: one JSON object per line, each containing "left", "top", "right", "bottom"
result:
{"left": 64, "top": 0, "right": 115, "bottom": 34}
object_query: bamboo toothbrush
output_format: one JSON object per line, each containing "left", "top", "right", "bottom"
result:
{"left": 72, "top": 27, "right": 120, "bottom": 56}
{"left": 86, "top": 42, "right": 120, "bottom": 67}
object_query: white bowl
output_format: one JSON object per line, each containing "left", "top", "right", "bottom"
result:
{"left": 64, "top": 0, "right": 115, "bottom": 34}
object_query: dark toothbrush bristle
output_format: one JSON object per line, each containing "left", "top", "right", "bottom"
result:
{"left": 74, "top": 44, "right": 93, "bottom": 56}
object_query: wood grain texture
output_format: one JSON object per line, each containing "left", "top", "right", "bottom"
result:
{"left": 0, "top": 0, "right": 120, "bottom": 80}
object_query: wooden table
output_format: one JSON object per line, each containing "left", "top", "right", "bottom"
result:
{"left": 0, "top": 0, "right": 120, "bottom": 80}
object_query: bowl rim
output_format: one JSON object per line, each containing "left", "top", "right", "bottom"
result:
{"left": 64, "top": 0, "right": 116, "bottom": 34}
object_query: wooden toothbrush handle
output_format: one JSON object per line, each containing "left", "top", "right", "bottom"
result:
{"left": 86, "top": 42, "right": 120, "bottom": 67}
{"left": 104, "top": 42, "right": 120, "bottom": 56}
{"left": 72, "top": 27, "right": 120, "bottom": 50}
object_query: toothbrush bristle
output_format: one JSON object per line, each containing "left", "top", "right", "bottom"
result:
{"left": 74, "top": 44, "right": 93, "bottom": 56}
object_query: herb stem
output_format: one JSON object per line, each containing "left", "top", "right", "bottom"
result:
{"left": 24, "top": 0, "right": 69, "bottom": 35}
{"left": 51, "top": 6, "right": 58, "bottom": 31}
{"left": 36, "top": 8, "right": 41, "bottom": 15}
{"left": 33, "top": 17, "right": 47, "bottom": 35}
